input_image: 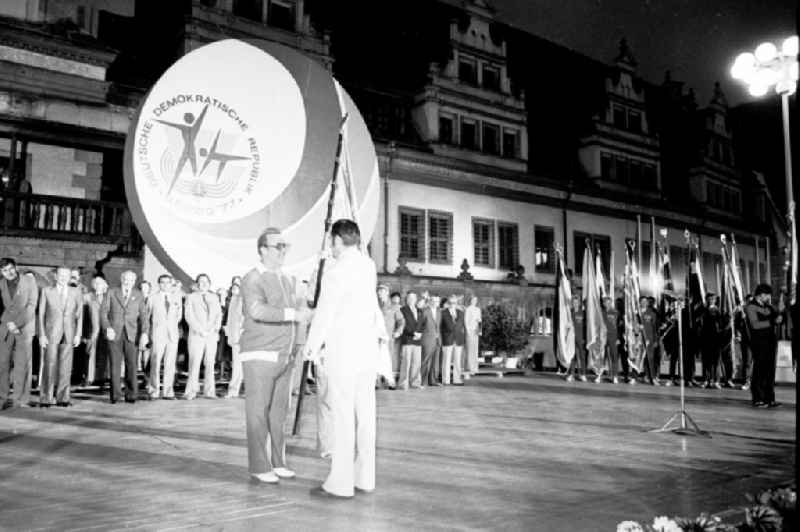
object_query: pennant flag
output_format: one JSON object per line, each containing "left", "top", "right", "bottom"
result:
{"left": 582, "top": 240, "right": 607, "bottom": 372}
{"left": 596, "top": 245, "right": 607, "bottom": 299}
{"left": 791, "top": 202, "right": 798, "bottom": 304}
{"left": 623, "top": 238, "right": 645, "bottom": 372}
{"left": 687, "top": 235, "right": 706, "bottom": 307}
{"left": 554, "top": 245, "right": 575, "bottom": 368}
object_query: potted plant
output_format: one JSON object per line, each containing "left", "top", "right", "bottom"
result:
{"left": 481, "top": 304, "right": 530, "bottom": 368}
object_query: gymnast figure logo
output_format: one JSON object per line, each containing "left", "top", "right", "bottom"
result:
{"left": 156, "top": 104, "right": 250, "bottom": 197}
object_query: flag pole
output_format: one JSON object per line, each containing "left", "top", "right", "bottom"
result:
{"left": 293, "top": 113, "right": 349, "bottom": 436}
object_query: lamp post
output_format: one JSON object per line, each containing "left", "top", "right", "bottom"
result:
{"left": 731, "top": 36, "right": 798, "bottom": 300}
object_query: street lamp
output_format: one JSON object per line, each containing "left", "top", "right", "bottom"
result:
{"left": 731, "top": 36, "right": 798, "bottom": 301}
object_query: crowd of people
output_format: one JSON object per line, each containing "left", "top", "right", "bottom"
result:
{"left": 0, "top": 253, "right": 486, "bottom": 411}
{"left": 562, "top": 286, "right": 786, "bottom": 408}
{"left": 0, "top": 257, "right": 251, "bottom": 409}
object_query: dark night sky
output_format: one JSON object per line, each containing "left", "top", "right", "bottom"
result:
{"left": 489, "top": 0, "right": 796, "bottom": 106}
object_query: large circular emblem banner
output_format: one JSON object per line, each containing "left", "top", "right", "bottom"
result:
{"left": 124, "top": 39, "right": 379, "bottom": 285}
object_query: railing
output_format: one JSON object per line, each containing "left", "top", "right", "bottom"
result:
{"left": 0, "top": 191, "right": 143, "bottom": 254}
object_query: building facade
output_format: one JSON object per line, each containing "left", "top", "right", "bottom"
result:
{"left": 0, "top": 0, "right": 789, "bottom": 326}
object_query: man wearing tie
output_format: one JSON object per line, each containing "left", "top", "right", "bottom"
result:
{"left": 420, "top": 294, "right": 442, "bottom": 386}
{"left": 146, "top": 274, "right": 183, "bottom": 400}
{"left": 441, "top": 294, "right": 466, "bottom": 385}
{"left": 398, "top": 291, "right": 423, "bottom": 390}
{"left": 101, "top": 270, "right": 148, "bottom": 404}
{"left": 184, "top": 273, "right": 222, "bottom": 400}
{"left": 0, "top": 258, "right": 38, "bottom": 410}
{"left": 38, "top": 267, "right": 83, "bottom": 407}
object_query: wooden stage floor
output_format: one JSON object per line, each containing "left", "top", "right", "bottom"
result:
{"left": 0, "top": 374, "right": 795, "bottom": 531}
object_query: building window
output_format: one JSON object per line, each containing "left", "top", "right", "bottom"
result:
{"left": 482, "top": 65, "right": 500, "bottom": 91}
{"left": 643, "top": 164, "right": 657, "bottom": 189}
{"left": 459, "top": 57, "right": 478, "bottom": 86}
{"left": 232, "top": 0, "right": 263, "bottom": 21}
{"left": 613, "top": 106, "right": 626, "bottom": 129}
{"left": 615, "top": 156, "right": 628, "bottom": 184}
{"left": 498, "top": 222, "right": 519, "bottom": 270}
{"left": 502, "top": 129, "right": 518, "bottom": 158}
{"left": 482, "top": 123, "right": 500, "bottom": 155}
{"left": 628, "top": 110, "right": 642, "bottom": 133}
{"left": 399, "top": 207, "right": 425, "bottom": 262}
{"left": 629, "top": 160, "right": 642, "bottom": 184}
{"left": 601, "top": 152, "right": 613, "bottom": 180}
{"left": 472, "top": 218, "right": 494, "bottom": 267}
{"left": 534, "top": 225, "right": 555, "bottom": 273}
{"left": 574, "top": 232, "right": 611, "bottom": 275}
{"left": 268, "top": 0, "right": 295, "bottom": 31}
{"left": 428, "top": 211, "right": 453, "bottom": 264}
{"left": 439, "top": 115, "right": 455, "bottom": 144}
{"left": 460, "top": 118, "right": 478, "bottom": 150}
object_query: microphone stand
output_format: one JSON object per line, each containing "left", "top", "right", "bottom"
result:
{"left": 650, "top": 297, "right": 709, "bottom": 436}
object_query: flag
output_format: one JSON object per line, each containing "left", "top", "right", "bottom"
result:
{"left": 729, "top": 235, "right": 745, "bottom": 306}
{"left": 554, "top": 246, "right": 575, "bottom": 368}
{"left": 687, "top": 236, "right": 706, "bottom": 307}
{"left": 583, "top": 240, "right": 607, "bottom": 372}
{"left": 649, "top": 217, "right": 658, "bottom": 299}
{"left": 790, "top": 202, "right": 798, "bottom": 304}
{"left": 623, "top": 239, "right": 645, "bottom": 372}
{"left": 595, "top": 246, "right": 607, "bottom": 299}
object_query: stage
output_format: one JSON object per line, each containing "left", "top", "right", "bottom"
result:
{"left": 0, "top": 374, "right": 794, "bottom": 531}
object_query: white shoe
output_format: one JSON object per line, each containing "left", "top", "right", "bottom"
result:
{"left": 594, "top": 376, "right": 602, "bottom": 384}
{"left": 565, "top": 375, "right": 574, "bottom": 382}
{"left": 251, "top": 472, "right": 279, "bottom": 483}
{"left": 273, "top": 467, "right": 295, "bottom": 479}
{"left": 579, "top": 375, "right": 588, "bottom": 382}
{"left": 612, "top": 377, "right": 619, "bottom": 384}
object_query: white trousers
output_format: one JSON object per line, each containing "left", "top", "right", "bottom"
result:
{"left": 226, "top": 344, "right": 242, "bottom": 397}
{"left": 442, "top": 344, "right": 464, "bottom": 384}
{"left": 322, "top": 368, "right": 376, "bottom": 497}
{"left": 186, "top": 334, "right": 217, "bottom": 397}
{"left": 149, "top": 337, "right": 178, "bottom": 398}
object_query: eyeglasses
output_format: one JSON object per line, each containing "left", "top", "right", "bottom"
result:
{"left": 266, "top": 243, "right": 290, "bottom": 251}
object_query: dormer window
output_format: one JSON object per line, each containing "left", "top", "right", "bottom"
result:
{"left": 482, "top": 65, "right": 500, "bottom": 91}
{"left": 613, "top": 105, "right": 626, "bottom": 129}
{"left": 460, "top": 118, "right": 478, "bottom": 150}
{"left": 482, "top": 122, "right": 500, "bottom": 155}
{"left": 268, "top": 0, "right": 295, "bottom": 31}
{"left": 459, "top": 56, "right": 478, "bottom": 86}
{"left": 611, "top": 104, "right": 644, "bottom": 134}
{"left": 439, "top": 114, "right": 455, "bottom": 144}
{"left": 628, "top": 111, "right": 641, "bottom": 133}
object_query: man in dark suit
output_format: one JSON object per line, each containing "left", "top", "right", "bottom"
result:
{"left": 420, "top": 294, "right": 442, "bottom": 386}
{"left": 100, "top": 270, "right": 148, "bottom": 403}
{"left": 0, "top": 258, "right": 38, "bottom": 409}
{"left": 398, "top": 291, "right": 423, "bottom": 390}
{"left": 440, "top": 294, "right": 466, "bottom": 385}
{"left": 38, "top": 266, "right": 83, "bottom": 406}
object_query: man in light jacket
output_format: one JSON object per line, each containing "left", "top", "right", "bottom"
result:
{"left": 303, "top": 219, "right": 387, "bottom": 498}
{"left": 38, "top": 266, "right": 83, "bottom": 406}
{"left": 1, "top": 258, "right": 38, "bottom": 409}
{"left": 146, "top": 274, "right": 183, "bottom": 399}
{"left": 184, "top": 274, "right": 222, "bottom": 400}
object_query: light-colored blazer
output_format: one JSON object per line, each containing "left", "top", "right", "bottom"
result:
{"left": 185, "top": 291, "right": 222, "bottom": 337}
{"left": 305, "top": 247, "right": 387, "bottom": 376}
{"left": 147, "top": 290, "right": 183, "bottom": 345}
{"left": 38, "top": 285, "right": 83, "bottom": 344}
{"left": 0, "top": 273, "right": 38, "bottom": 339}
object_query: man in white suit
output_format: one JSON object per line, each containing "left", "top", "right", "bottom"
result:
{"left": 146, "top": 274, "right": 183, "bottom": 399}
{"left": 184, "top": 273, "right": 222, "bottom": 399}
{"left": 303, "top": 219, "right": 387, "bottom": 498}
{"left": 38, "top": 266, "right": 83, "bottom": 407}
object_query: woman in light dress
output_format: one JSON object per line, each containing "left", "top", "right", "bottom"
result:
{"left": 224, "top": 281, "right": 244, "bottom": 398}
{"left": 463, "top": 296, "right": 482, "bottom": 378}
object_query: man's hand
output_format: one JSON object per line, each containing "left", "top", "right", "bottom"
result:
{"left": 106, "top": 327, "right": 116, "bottom": 341}
{"left": 413, "top": 332, "right": 422, "bottom": 341}
{"left": 7, "top": 322, "right": 19, "bottom": 335}
{"left": 139, "top": 333, "right": 149, "bottom": 350}
{"left": 393, "top": 331, "right": 402, "bottom": 339}
{"left": 73, "top": 335, "right": 81, "bottom": 348}
{"left": 40, "top": 336, "right": 48, "bottom": 349}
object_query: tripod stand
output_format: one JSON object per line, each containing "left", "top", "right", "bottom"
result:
{"left": 650, "top": 299, "right": 710, "bottom": 437}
